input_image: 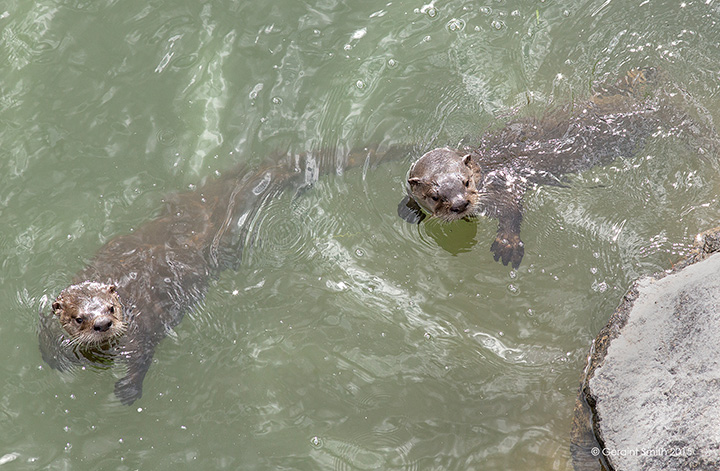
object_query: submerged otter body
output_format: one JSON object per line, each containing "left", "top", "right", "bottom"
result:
{"left": 40, "top": 145, "right": 407, "bottom": 405}
{"left": 402, "top": 69, "right": 667, "bottom": 268}
{"left": 40, "top": 161, "right": 302, "bottom": 404}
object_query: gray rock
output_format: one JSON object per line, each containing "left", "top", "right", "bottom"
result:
{"left": 574, "top": 228, "right": 720, "bottom": 470}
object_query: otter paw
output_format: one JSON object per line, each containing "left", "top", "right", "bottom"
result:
{"left": 490, "top": 233, "right": 524, "bottom": 269}
{"left": 114, "top": 376, "right": 143, "bottom": 405}
{"left": 397, "top": 195, "right": 426, "bottom": 224}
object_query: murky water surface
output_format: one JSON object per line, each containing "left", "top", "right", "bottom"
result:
{"left": 2, "top": 0, "right": 720, "bottom": 469}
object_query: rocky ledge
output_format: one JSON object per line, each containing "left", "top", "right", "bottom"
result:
{"left": 572, "top": 228, "right": 720, "bottom": 470}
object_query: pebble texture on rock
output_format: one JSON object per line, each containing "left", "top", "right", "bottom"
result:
{"left": 587, "top": 251, "right": 720, "bottom": 470}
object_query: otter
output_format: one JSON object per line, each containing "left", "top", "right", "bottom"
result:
{"left": 39, "top": 161, "right": 301, "bottom": 404}
{"left": 400, "top": 68, "right": 669, "bottom": 268}
{"left": 40, "top": 146, "right": 409, "bottom": 405}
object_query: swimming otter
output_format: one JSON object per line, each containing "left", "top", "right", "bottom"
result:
{"left": 400, "top": 68, "right": 665, "bottom": 268}
{"left": 40, "top": 161, "right": 301, "bottom": 404}
{"left": 40, "top": 145, "right": 409, "bottom": 405}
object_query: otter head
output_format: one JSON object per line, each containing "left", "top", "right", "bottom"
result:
{"left": 52, "top": 281, "right": 126, "bottom": 347}
{"left": 407, "top": 147, "right": 481, "bottom": 222}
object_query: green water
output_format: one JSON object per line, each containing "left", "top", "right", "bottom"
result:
{"left": 2, "top": 0, "right": 720, "bottom": 469}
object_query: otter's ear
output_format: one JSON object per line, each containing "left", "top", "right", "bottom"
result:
{"left": 462, "top": 154, "right": 472, "bottom": 167}
{"left": 408, "top": 177, "right": 423, "bottom": 186}
{"left": 52, "top": 301, "right": 62, "bottom": 314}
{"left": 107, "top": 284, "right": 117, "bottom": 294}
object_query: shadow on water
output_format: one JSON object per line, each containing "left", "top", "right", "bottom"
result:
{"left": 421, "top": 219, "right": 479, "bottom": 256}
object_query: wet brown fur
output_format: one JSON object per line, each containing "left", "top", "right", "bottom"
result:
{"left": 40, "top": 146, "right": 410, "bottom": 405}
{"left": 41, "top": 160, "right": 302, "bottom": 404}
{"left": 405, "top": 68, "right": 669, "bottom": 268}
{"left": 52, "top": 281, "right": 126, "bottom": 348}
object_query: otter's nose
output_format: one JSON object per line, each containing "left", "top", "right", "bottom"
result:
{"left": 93, "top": 318, "right": 113, "bottom": 332}
{"left": 450, "top": 198, "right": 469, "bottom": 213}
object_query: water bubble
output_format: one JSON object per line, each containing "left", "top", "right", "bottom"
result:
{"left": 563, "top": 9, "right": 570, "bottom": 17}
{"left": 592, "top": 281, "right": 608, "bottom": 292}
{"left": 249, "top": 83, "right": 263, "bottom": 99}
{"left": 172, "top": 53, "right": 198, "bottom": 69}
{"left": 355, "top": 248, "right": 365, "bottom": 256}
{"left": 310, "top": 436, "right": 323, "bottom": 448}
{"left": 0, "top": 453, "right": 19, "bottom": 465}
{"left": 271, "top": 96, "right": 283, "bottom": 105}
{"left": 157, "top": 129, "right": 177, "bottom": 146}
{"left": 350, "top": 27, "right": 367, "bottom": 40}
{"left": 355, "top": 80, "right": 365, "bottom": 89}
{"left": 491, "top": 20, "right": 505, "bottom": 30}
{"left": 447, "top": 18, "right": 465, "bottom": 32}
{"left": 425, "top": 6, "right": 438, "bottom": 18}
{"left": 424, "top": 332, "right": 432, "bottom": 340}
{"left": 387, "top": 58, "right": 398, "bottom": 68}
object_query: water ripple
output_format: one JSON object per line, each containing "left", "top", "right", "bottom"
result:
{"left": 315, "top": 431, "right": 419, "bottom": 471}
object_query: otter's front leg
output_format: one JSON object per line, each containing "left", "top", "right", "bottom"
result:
{"left": 487, "top": 190, "right": 525, "bottom": 269}
{"left": 115, "top": 341, "right": 156, "bottom": 405}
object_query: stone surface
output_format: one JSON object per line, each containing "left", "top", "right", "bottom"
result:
{"left": 575, "top": 228, "right": 720, "bottom": 470}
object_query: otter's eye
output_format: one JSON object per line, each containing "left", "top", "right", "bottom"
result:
{"left": 74, "top": 316, "right": 84, "bottom": 324}
{"left": 108, "top": 305, "right": 115, "bottom": 314}
{"left": 430, "top": 195, "right": 439, "bottom": 202}
{"left": 464, "top": 179, "right": 470, "bottom": 188}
